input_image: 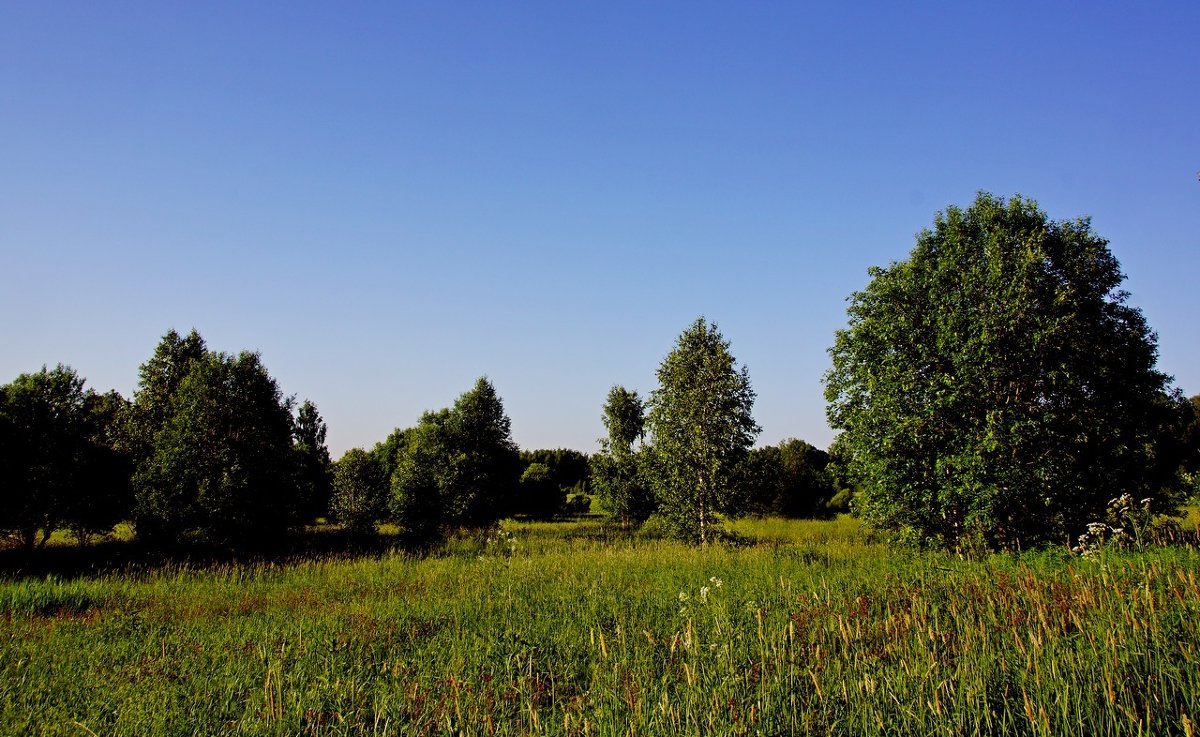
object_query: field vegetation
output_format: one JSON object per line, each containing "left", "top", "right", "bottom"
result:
{"left": 2, "top": 515, "right": 1198, "bottom": 736}
{"left": 5, "top": 192, "right": 1200, "bottom": 734}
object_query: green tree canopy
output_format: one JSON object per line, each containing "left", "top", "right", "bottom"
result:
{"left": 825, "top": 192, "right": 1188, "bottom": 550}
{"left": 126, "top": 329, "right": 207, "bottom": 460}
{"left": 591, "top": 385, "right": 654, "bottom": 525}
{"left": 646, "top": 318, "right": 759, "bottom": 543}
{"left": 390, "top": 378, "right": 521, "bottom": 544}
{"left": 390, "top": 411, "right": 451, "bottom": 547}
{"left": 443, "top": 377, "right": 522, "bottom": 525}
{"left": 373, "top": 427, "right": 413, "bottom": 485}
{"left": 132, "top": 350, "right": 300, "bottom": 547}
{"left": 0, "top": 366, "right": 128, "bottom": 548}
{"left": 330, "top": 447, "right": 387, "bottom": 536}
{"left": 292, "top": 399, "right": 333, "bottom": 522}
{"left": 739, "top": 439, "right": 836, "bottom": 519}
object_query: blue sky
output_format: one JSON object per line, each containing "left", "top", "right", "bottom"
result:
{"left": 3, "top": 2, "right": 1197, "bottom": 457}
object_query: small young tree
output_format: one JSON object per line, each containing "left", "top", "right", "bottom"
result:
{"left": 390, "top": 411, "right": 452, "bottom": 547}
{"left": 293, "top": 399, "right": 333, "bottom": 522}
{"left": 645, "top": 318, "right": 760, "bottom": 543}
{"left": 330, "top": 448, "right": 387, "bottom": 536}
{"left": 590, "top": 385, "right": 654, "bottom": 525}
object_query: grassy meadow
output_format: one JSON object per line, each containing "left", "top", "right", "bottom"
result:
{"left": 2, "top": 515, "right": 1199, "bottom": 736}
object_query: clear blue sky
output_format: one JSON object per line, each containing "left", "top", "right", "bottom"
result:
{"left": 3, "top": 2, "right": 1197, "bottom": 458}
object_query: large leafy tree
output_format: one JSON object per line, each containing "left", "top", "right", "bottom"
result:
{"left": 646, "top": 318, "right": 759, "bottom": 543}
{"left": 133, "top": 350, "right": 300, "bottom": 546}
{"left": 590, "top": 386, "right": 654, "bottom": 525}
{"left": 825, "top": 192, "right": 1188, "bottom": 550}
{"left": 443, "top": 377, "right": 522, "bottom": 525}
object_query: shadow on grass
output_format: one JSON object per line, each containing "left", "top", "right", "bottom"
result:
{"left": 0, "top": 525, "right": 402, "bottom": 581}
{"left": 0, "top": 515, "right": 641, "bottom": 580}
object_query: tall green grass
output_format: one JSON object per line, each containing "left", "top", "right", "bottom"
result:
{"left": 1, "top": 518, "right": 1197, "bottom": 735}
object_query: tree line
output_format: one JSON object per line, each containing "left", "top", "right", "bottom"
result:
{"left": 4, "top": 191, "right": 1198, "bottom": 553}
{"left": 0, "top": 323, "right": 838, "bottom": 551}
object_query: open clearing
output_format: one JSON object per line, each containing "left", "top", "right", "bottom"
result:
{"left": 2, "top": 517, "right": 1198, "bottom": 736}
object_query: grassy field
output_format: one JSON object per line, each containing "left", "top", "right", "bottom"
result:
{"left": 2, "top": 516, "right": 1199, "bottom": 736}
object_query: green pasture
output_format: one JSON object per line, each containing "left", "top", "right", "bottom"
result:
{"left": 2, "top": 516, "right": 1198, "bottom": 736}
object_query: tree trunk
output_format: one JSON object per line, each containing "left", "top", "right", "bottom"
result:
{"left": 18, "top": 526, "right": 37, "bottom": 551}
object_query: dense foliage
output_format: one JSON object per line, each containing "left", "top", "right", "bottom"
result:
{"left": 0, "top": 366, "right": 130, "bottom": 548}
{"left": 5, "top": 191, "right": 1196, "bottom": 557}
{"left": 330, "top": 448, "right": 387, "bottom": 535}
{"left": 826, "top": 192, "right": 1189, "bottom": 550}
{"left": 590, "top": 386, "right": 654, "bottom": 525}
{"left": 125, "top": 329, "right": 208, "bottom": 462}
{"left": 739, "top": 438, "right": 837, "bottom": 519}
{"left": 132, "top": 349, "right": 300, "bottom": 546}
{"left": 390, "top": 378, "right": 522, "bottom": 543}
{"left": 646, "top": 318, "right": 759, "bottom": 543}
{"left": 511, "top": 449, "right": 590, "bottom": 518}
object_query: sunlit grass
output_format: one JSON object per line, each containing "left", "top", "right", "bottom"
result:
{"left": 1180, "top": 504, "right": 1200, "bottom": 532}
{"left": 2, "top": 517, "right": 1198, "bottom": 735}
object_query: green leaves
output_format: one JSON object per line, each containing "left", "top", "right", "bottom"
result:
{"left": 0, "top": 365, "right": 127, "bottom": 548}
{"left": 330, "top": 448, "right": 387, "bottom": 536}
{"left": 591, "top": 386, "right": 653, "bottom": 525}
{"left": 826, "top": 192, "right": 1183, "bottom": 551}
{"left": 389, "top": 378, "right": 522, "bottom": 545}
{"left": 646, "top": 318, "right": 760, "bottom": 543}
{"left": 131, "top": 336, "right": 300, "bottom": 547}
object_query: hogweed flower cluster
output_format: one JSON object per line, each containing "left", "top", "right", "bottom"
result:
{"left": 1072, "top": 494, "right": 1155, "bottom": 558}
{"left": 481, "top": 527, "right": 519, "bottom": 559}
{"left": 678, "top": 576, "right": 725, "bottom": 616}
